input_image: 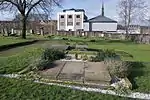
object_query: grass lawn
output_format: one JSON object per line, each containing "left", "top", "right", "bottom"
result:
{"left": 0, "top": 41, "right": 46, "bottom": 57}
{"left": 0, "top": 36, "right": 150, "bottom": 95}
{"left": 0, "top": 47, "right": 43, "bottom": 74}
{"left": 88, "top": 40, "right": 150, "bottom": 62}
{"left": 0, "top": 36, "right": 28, "bottom": 46}
{"left": 52, "top": 36, "right": 150, "bottom": 62}
{"left": 129, "top": 62, "right": 150, "bottom": 93}
{"left": 0, "top": 77, "right": 129, "bottom": 100}
{"left": 0, "top": 39, "right": 66, "bottom": 74}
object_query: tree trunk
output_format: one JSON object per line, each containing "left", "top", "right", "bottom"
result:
{"left": 6, "top": 28, "right": 10, "bottom": 36}
{"left": 21, "top": 15, "right": 27, "bottom": 39}
{"left": 125, "top": 26, "right": 129, "bottom": 39}
{"left": 2, "top": 28, "right": 5, "bottom": 36}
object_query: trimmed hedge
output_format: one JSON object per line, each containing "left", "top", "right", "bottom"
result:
{"left": 90, "top": 49, "right": 120, "bottom": 62}
{"left": 0, "top": 40, "right": 38, "bottom": 51}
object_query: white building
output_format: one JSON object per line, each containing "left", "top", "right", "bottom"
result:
{"left": 57, "top": 9, "right": 88, "bottom": 31}
{"left": 57, "top": 3, "right": 117, "bottom": 32}
{"left": 84, "top": 3, "right": 117, "bottom": 32}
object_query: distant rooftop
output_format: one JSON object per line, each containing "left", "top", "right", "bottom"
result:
{"left": 85, "top": 15, "right": 117, "bottom": 23}
{"left": 63, "top": 8, "right": 85, "bottom": 12}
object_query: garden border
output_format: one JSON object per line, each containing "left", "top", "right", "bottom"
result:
{"left": 0, "top": 74, "right": 150, "bottom": 100}
{"left": 0, "top": 40, "right": 39, "bottom": 51}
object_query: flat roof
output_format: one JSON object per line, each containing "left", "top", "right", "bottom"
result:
{"left": 63, "top": 8, "right": 85, "bottom": 12}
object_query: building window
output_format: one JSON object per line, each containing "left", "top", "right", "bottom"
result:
{"left": 76, "top": 15, "right": 80, "bottom": 18}
{"left": 61, "top": 15, "right": 64, "bottom": 18}
{"left": 67, "top": 22, "right": 73, "bottom": 26}
{"left": 76, "top": 22, "right": 80, "bottom": 26}
{"left": 60, "top": 22, "right": 65, "bottom": 26}
{"left": 68, "top": 15, "right": 72, "bottom": 19}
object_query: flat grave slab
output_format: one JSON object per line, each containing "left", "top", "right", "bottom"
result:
{"left": 85, "top": 62, "right": 111, "bottom": 84}
{"left": 61, "top": 62, "right": 84, "bottom": 74}
{"left": 58, "top": 62, "right": 85, "bottom": 81}
{"left": 39, "top": 61, "right": 66, "bottom": 79}
{"left": 40, "top": 61, "right": 111, "bottom": 85}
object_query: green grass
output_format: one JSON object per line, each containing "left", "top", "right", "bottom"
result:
{"left": 129, "top": 62, "right": 150, "bottom": 93}
{"left": 0, "top": 36, "right": 27, "bottom": 46}
{"left": 88, "top": 40, "right": 150, "bottom": 62}
{"left": 0, "top": 36, "right": 150, "bottom": 94}
{"left": 0, "top": 77, "right": 129, "bottom": 100}
{"left": 0, "top": 41, "right": 48, "bottom": 57}
{"left": 0, "top": 48, "right": 43, "bottom": 74}
{"left": 0, "top": 39, "right": 67, "bottom": 74}
{"left": 51, "top": 36, "right": 150, "bottom": 62}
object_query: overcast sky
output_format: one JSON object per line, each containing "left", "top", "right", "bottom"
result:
{"left": 0, "top": 0, "right": 150, "bottom": 22}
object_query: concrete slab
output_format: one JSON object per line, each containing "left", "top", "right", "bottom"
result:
{"left": 40, "top": 61, "right": 111, "bottom": 85}
{"left": 58, "top": 62, "right": 85, "bottom": 81}
{"left": 61, "top": 62, "right": 84, "bottom": 74}
{"left": 39, "top": 61, "right": 66, "bottom": 79}
{"left": 85, "top": 62, "right": 111, "bottom": 84}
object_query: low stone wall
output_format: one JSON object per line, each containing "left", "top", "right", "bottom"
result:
{"left": 129, "top": 34, "right": 150, "bottom": 44}
{"left": 57, "top": 31, "right": 150, "bottom": 44}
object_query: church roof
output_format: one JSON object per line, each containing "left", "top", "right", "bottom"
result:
{"left": 85, "top": 15, "right": 117, "bottom": 23}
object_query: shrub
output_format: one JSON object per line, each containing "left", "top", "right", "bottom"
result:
{"left": 29, "top": 58, "right": 50, "bottom": 71}
{"left": 77, "top": 42, "right": 86, "bottom": 45}
{"left": 47, "top": 35, "right": 53, "bottom": 39}
{"left": 75, "top": 53, "right": 78, "bottom": 60}
{"left": 41, "top": 48, "right": 65, "bottom": 61}
{"left": 83, "top": 37, "right": 87, "bottom": 39}
{"left": 91, "top": 49, "right": 120, "bottom": 62}
{"left": 65, "top": 42, "right": 70, "bottom": 45}
{"left": 9, "top": 34, "right": 18, "bottom": 37}
{"left": 116, "top": 51, "right": 133, "bottom": 58}
{"left": 87, "top": 48, "right": 100, "bottom": 52}
{"left": 90, "top": 39, "right": 96, "bottom": 42}
{"left": 81, "top": 54, "right": 88, "bottom": 61}
{"left": 62, "top": 38, "right": 68, "bottom": 40}
{"left": 24, "top": 48, "right": 66, "bottom": 71}
{"left": 104, "top": 58, "right": 131, "bottom": 78}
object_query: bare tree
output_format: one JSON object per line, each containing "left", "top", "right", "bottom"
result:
{"left": 118, "top": 0, "right": 147, "bottom": 38}
{"left": 0, "top": 0, "right": 62, "bottom": 39}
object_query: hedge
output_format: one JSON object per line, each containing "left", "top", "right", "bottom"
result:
{"left": 0, "top": 40, "right": 38, "bottom": 51}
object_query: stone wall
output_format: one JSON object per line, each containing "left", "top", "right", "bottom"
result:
{"left": 57, "top": 31, "right": 150, "bottom": 44}
{"left": 0, "top": 20, "right": 57, "bottom": 36}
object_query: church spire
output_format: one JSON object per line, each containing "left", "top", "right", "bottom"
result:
{"left": 101, "top": 0, "right": 104, "bottom": 16}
